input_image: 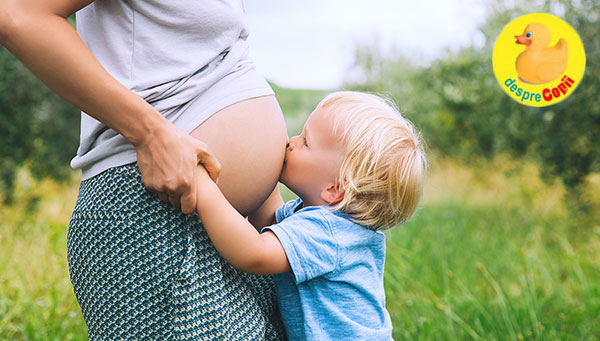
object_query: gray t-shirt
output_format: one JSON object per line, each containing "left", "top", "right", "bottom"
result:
{"left": 71, "top": 0, "right": 273, "bottom": 179}
{"left": 262, "top": 198, "right": 394, "bottom": 340}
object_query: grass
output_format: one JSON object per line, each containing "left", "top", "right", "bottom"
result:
{"left": 382, "top": 158, "right": 600, "bottom": 340}
{"left": 1, "top": 158, "right": 599, "bottom": 339}
{"left": 0, "top": 170, "right": 86, "bottom": 340}
{"left": 385, "top": 202, "right": 599, "bottom": 339}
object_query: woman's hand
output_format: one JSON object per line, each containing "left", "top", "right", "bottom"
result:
{"left": 135, "top": 123, "right": 221, "bottom": 214}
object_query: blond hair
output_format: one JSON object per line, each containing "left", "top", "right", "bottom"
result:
{"left": 317, "top": 91, "right": 427, "bottom": 230}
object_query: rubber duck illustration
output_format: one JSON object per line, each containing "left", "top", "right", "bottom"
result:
{"left": 515, "top": 23, "right": 568, "bottom": 84}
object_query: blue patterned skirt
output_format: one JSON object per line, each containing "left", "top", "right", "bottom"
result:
{"left": 67, "top": 163, "right": 285, "bottom": 340}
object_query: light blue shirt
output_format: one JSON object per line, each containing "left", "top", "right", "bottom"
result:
{"left": 262, "top": 198, "right": 393, "bottom": 340}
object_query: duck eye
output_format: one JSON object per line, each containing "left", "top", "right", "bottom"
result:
{"left": 525, "top": 31, "right": 533, "bottom": 38}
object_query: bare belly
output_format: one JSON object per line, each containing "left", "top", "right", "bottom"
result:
{"left": 190, "top": 95, "right": 287, "bottom": 216}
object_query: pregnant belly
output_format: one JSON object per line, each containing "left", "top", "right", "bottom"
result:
{"left": 190, "top": 95, "right": 287, "bottom": 216}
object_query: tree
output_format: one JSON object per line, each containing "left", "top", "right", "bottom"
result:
{"left": 0, "top": 47, "right": 80, "bottom": 202}
{"left": 346, "top": 0, "right": 599, "bottom": 191}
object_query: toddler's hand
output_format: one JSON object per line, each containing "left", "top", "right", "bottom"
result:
{"left": 194, "top": 164, "right": 221, "bottom": 215}
{"left": 194, "top": 165, "right": 218, "bottom": 199}
{"left": 195, "top": 164, "right": 213, "bottom": 183}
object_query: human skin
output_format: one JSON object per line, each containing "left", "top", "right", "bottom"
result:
{"left": 190, "top": 95, "right": 288, "bottom": 217}
{"left": 279, "top": 105, "right": 345, "bottom": 207}
{"left": 0, "top": 0, "right": 221, "bottom": 213}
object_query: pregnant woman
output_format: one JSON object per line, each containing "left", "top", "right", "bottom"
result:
{"left": 0, "top": 0, "right": 287, "bottom": 339}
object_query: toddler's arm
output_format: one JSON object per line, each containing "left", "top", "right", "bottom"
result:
{"left": 248, "top": 187, "right": 284, "bottom": 231}
{"left": 195, "top": 167, "right": 291, "bottom": 275}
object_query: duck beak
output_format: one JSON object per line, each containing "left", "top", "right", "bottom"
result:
{"left": 515, "top": 35, "right": 531, "bottom": 46}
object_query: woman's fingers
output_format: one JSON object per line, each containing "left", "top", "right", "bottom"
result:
{"left": 179, "top": 175, "right": 198, "bottom": 215}
{"left": 168, "top": 194, "right": 180, "bottom": 209}
{"left": 158, "top": 192, "right": 169, "bottom": 203}
{"left": 136, "top": 124, "right": 221, "bottom": 214}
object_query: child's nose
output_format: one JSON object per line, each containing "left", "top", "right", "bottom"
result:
{"left": 287, "top": 136, "right": 298, "bottom": 150}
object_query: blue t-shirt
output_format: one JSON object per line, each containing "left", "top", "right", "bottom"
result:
{"left": 262, "top": 198, "right": 393, "bottom": 340}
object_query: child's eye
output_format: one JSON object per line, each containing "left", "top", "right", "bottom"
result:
{"left": 303, "top": 137, "right": 308, "bottom": 147}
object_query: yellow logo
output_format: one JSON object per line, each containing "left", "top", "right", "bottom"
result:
{"left": 492, "top": 13, "right": 585, "bottom": 107}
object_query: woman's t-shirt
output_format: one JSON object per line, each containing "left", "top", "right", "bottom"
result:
{"left": 71, "top": 0, "right": 273, "bottom": 179}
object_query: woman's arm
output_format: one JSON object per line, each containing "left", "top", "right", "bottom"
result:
{"left": 195, "top": 167, "right": 291, "bottom": 275}
{"left": 0, "top": 0, "right": 220, "bottom": 213}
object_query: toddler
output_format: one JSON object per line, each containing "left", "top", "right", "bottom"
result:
{"left": 195, "top": 91, "right": 427, "bottom": 340}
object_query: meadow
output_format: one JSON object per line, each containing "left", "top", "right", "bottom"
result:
{"left": 1, "top": 90, "right": 599, "bottom": 339}
{"left": 382, "top": 158, "right": 600, "bottom": 340}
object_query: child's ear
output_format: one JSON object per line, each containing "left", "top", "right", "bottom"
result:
{"left": 320, "top": 182, "right": 345, "bottom": 205}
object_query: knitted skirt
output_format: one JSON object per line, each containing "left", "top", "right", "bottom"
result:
{"left": 67, "top": 163, "right": 285, "bottom": 340}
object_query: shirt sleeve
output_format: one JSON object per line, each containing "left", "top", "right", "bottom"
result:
{"left": 275, "top": 198, "right": 303, "bottom": 223}
{"left": 262, "top": 208, "right": 339, "bottom": 284}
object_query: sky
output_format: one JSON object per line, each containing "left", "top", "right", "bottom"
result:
{"left": 243, "top": 0, "right": 489, "bottom": 89}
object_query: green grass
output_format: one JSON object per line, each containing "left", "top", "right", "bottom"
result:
{"left": 0, "top": 171, "right": 86, "bottom": 340}
{"left": 380, "top": 158, "right": 600, "bottom": 340}
{"left": 0, "top": 222, "right": 87, "bottom": 340}
{"left": 385, "top": 202, "right": 599, "bottom": 340}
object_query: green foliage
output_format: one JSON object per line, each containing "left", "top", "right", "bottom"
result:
{"left": 347, "top": 0, "right": 600, "bottom": 190}
{"left": 538, "top": 0, "right": 600, "bottom": 188}
{"left": 270, "top": 82, "right": 329, "bottom": 136}
{"left": 0, "top": 47, "right": 80, "bottom": 203}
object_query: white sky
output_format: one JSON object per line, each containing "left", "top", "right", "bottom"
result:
{"left": 244, "top": 0, "right": 488, "bottom": 89}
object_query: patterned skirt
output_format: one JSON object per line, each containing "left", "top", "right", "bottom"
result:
{"left": 67, "top": 163, "right": 285, "bottom": 340}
